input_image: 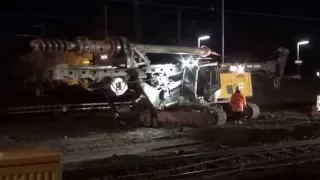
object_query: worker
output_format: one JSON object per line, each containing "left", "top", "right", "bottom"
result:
{"left": 230, "top": 87, "right": 246, "bottom": 125}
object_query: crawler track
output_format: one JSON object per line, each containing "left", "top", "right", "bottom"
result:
{"left": 4, "top": 102, "right": 227, "bottom": 127}
{"left": 63, "top": 139, "right": 320, "bottom": 180}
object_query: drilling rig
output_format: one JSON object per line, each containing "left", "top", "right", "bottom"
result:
{"left": 8, "top": 37, "right": 289, "bottom": 127}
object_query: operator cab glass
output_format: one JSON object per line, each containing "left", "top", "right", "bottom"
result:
{"left": 194, "top": 57, "right": 220, "bottom": 100}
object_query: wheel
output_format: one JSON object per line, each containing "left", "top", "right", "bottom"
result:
{"left": 244, "top": 102, "right": 260, "bottom": 120}
{"left": 193, "top": 105, "right": 227, "bottom": 126}
{"left": 214, "top": 104, "right": 224, "bottom": 110}
{"left": 211, "top": 106, "right": 227, "bottom": 125}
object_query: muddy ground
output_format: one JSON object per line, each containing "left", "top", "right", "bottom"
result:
{"left": 0, "top": 108, "right": 320, "bottom": 165}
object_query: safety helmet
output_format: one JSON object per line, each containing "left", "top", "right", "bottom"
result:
{"left": 235, "top": 86, "right": 240, "bottom": 93}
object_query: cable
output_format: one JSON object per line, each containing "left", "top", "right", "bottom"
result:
{"left": 0, "top": 12, "right": 93, "bottom": 19}
{"left": 108, "top": 0, "right": 320, "bottom": 21}
{"left": 1, "top": 1, "right": 319, "bottom": 21}
{"left": 108, "top": 0, "right": 214, "bottom": 10}
{"left": 225, "top": 10, "right": 320, "bottom": 21}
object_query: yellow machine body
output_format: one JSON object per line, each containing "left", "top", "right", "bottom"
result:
{"left": 58, "top": 52, "right": 93, "bottom": 66}
{"left": 219, "top": 72, "right": 253, "bottom": 99}
{"left": 58, "top": 52, "right": 92, "bottom": 88}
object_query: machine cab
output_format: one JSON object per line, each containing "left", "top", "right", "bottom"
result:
{"left": 194, "top": 60, "right": 253, "bottom": 101}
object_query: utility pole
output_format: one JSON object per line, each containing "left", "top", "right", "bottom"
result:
{"left": 177, "top": 8, "right": 183, "bottom": 45}
{"left": 221, "top": 0, "right": 225, "bottom": 63}
{"left": 134, "top": 0, "right": 141, "bottom": 41}
{"left": 104, "top": 3, "right": 108, "bottom": 39}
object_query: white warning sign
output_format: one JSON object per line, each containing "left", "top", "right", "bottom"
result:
{"left": 317, "top": 95, "right": 320, "bottom": 111}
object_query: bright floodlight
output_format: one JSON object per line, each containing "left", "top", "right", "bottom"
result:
{"left": 181, "top": 56, "right": 198, "bottom": 68}
{"left": 298, "top": 40, "right": 309, "bottom": 45}
{"left": 198, "top": 35, "right": 210, "bottom": 47}
{"left": 297, "top": 40, "right": 309, "bottom": 62}
{"left": 198, "top": 35, "right": 210, "bottom": 41}
{"left": 229, "top": 65, "right": 245, "bottom": 73}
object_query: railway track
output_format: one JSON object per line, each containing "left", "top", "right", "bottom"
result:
{"left": 63, "top": 139, "right": 320, "bottom": 180}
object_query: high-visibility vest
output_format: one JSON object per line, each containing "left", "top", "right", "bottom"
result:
{"left": 230, "top": 92, "right": 246, "bottom": 112}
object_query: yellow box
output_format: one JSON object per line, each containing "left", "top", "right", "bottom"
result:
{"left": 0, "top": 148, "right": 61, "bottom": 180}
{"left": 220, "top": 72, "right": 253, "bottom": 98}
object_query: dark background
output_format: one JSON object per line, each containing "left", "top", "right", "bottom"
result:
{"left": 0, "top": 0, "right": 319, "bottom": 78}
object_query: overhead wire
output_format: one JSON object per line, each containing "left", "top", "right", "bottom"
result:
{"left": 0, "top": 1, "right": 319, "bottom": 21}
{"left": 0, "top": 12, "right": 93, "bottom": 19}
{"left": 108, "top": 0, "right": 216, "bottom": 11}
{"left": 108, "top": 0, "right": 320, "bottom": 21}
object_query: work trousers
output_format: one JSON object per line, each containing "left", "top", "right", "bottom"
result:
{"left": 233, "top": 111, "right": 243, "bottom": 121}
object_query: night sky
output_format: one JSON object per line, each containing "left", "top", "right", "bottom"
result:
{"left": 1, "top": 0, "right": 320, "bottom": 77}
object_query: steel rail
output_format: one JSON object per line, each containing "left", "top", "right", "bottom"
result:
{"left": 73, "top": 139, "right": 320, "bottom": 170}
{"left": 155, "top": 154, "right": 320, "bottom": 179}
{"left": 63, "top": 139, "right": 320, "bottom": 179}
